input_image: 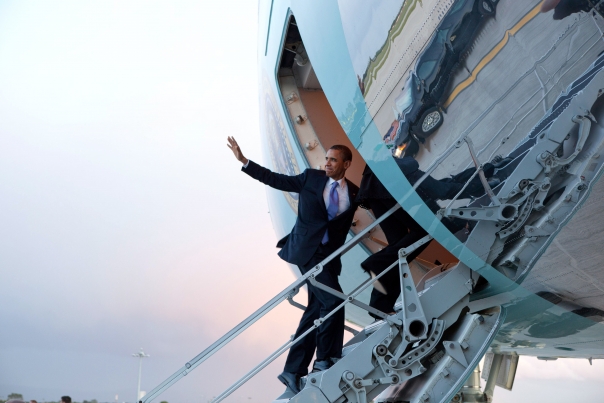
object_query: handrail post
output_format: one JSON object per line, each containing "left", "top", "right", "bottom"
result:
{"left": 465, "top": 137, "right": 500, "bottom": 206}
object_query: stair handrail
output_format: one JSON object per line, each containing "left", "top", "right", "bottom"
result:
{"left": 211, "top": 254, "right": 406, "bottom": 403}
{"left": 139, "top": 202, "right": 401, "bottom": 403}
{"left": 141, "top": 141, "right": 470, "bottom": 403}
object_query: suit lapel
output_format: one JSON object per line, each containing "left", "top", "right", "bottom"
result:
{"left": 345, "top": 178, "right": 357, "bottom": 205}
{"left": 344, "top": 178, "right": 357, "bottom": 213}
{"left": 320, "top": 174, "right": 329, "bottom": 216}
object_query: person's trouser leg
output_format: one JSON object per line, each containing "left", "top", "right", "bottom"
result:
{"left": 283, "top": 247, "right": 345, "bottom": 374}
{"left": 362, "top": 228, "right": 429, "bottom": 316}
{"left": 311, "top": 265, "right": 345, "bottom": 362}
{"left": 417, "top": 173, "right": 464, "bottom": 200}
{"left": 366, "top": 198, "right": 414, "bottom": 319}
{"left": 283, "top": 285, "right": 320, "bottom": 376}
{"left": 443, "top": 164, "right": 496, "bottom": 199}
{"left": 443, "top": 163, "right": 493, "bottom": 185}
{"left": 370, "top": 198, "right": 408, "bottom": 245}
{"left": 369, "top": 287, "right": 399, "bottom": 318}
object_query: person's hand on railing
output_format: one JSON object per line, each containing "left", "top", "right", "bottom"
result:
{"left": 227, "top": 136, "right": 249, "bottom": 166}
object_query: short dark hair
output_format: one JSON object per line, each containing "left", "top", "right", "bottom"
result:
{"left": 61, "top": 396, "right": 71, "bottom": 403}
{"left": 329, "top": 144, "right": 353, "bottom": 162}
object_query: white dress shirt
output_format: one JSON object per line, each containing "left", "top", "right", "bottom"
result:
{"left": 323, "top": 177, "right": 350, "bottom": 216}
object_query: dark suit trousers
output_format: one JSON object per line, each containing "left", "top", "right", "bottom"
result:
{"left": 283, "top": 245, "right": 345, "bottom": 376}
{"left": 365, "top": 198, "right": 429, "bottom": 317}
{"left": 364, "top": 230, "right": 430, "bottom": 314}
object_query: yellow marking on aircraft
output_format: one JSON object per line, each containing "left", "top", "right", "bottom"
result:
{"left": 443, "top": 3, "right": 542, "bottom": 108}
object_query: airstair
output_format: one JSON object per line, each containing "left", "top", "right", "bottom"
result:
{"left": 138, "top": 201, "right": 504, "bottom": 403}
{"left": 140, "top": 53, "right": 604, "bottom": 403}
{"left": 137, "top": 212, "right": 502, "bottom": 403}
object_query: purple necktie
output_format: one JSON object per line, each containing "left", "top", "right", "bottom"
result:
{"left": 322, "top": 181, "right": 340, "bottom": 244}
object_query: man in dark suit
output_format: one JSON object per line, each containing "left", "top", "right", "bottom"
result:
{"left": 227, "top": 136, "right": 359, "bottom": 394}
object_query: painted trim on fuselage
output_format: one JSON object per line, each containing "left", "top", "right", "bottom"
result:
{"left": 258, "top": 0, "right": 305, "bottom": 239}
{"left": 290, "top": 0, "right": 509, "bottom": 287}
{"left": 288, "top": 0, "right": 604, "bottom": 356}
{"left": 259, "top": 0, "right": 604, "bottom": 355}
{"left": 272, "top": 6, "right": 310, "bottom": 184}
{"left": 265, "top": 0, "right": 275, "bottom": 56}
{"left": 290, "top": 0, "right": 580, "bottom": 307}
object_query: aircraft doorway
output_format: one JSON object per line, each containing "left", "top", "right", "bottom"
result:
{"left": 275, "top": 14, "right": 460, "bottom": 280}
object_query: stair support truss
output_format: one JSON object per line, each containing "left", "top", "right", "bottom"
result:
{"left": 290, "top": 261, "right": 504, "bottom": 403}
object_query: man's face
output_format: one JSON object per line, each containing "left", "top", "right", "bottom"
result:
{"left": 324, "top": 149, "right": 350, "bottom": 179}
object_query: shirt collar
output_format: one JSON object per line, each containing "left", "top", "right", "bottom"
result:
{"left": 327, "top": 176, "right": 347, "bottom": 189}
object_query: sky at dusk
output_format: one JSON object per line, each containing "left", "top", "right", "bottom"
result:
{"left": 1, "top": 1, "right": 604, "bottom": 403}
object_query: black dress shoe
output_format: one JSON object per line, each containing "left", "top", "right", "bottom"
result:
{"left": 311, "top": 359, "right": 332, "bottom": 373}
{"left": 277, "top": 371, "right": 301, "bottom": 394}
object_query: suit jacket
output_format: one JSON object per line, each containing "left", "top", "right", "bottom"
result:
{"left": 243, "top": 160, "right": 359, "bottom": 268}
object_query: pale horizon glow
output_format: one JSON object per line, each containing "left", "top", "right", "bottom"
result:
{"left": 1, "top": 1, "right": 604, "bottom": 403}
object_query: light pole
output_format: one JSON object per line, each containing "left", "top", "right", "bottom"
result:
{"left": 132, "top": 347, "right": 150, "bottom": 402}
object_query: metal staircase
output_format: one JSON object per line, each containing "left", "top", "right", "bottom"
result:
{"left": 285, "top": 263, "right": 503, "bottom": 403}
{"left": 140, "top": 49, "right": 604, "bottom": 403}
{"left": 138, "top": 206, "right": 503, "bottom": 403}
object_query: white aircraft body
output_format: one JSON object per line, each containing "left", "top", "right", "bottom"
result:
{"left": 141, "top": 1, "right": 604, "bottom": 402}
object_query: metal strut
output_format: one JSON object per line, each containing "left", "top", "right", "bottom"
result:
{"left": 287, "top": 262, "right": 502, "bottom": 403}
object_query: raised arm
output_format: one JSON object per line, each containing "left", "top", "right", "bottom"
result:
{"left": 227, "top": 136, "right": 249, "bottom": 165}
{"left": 227, "top": 136, "right": 305, "bottom": 193}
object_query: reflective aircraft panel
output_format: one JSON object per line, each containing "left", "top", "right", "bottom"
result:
{"left": 257, "top": 0, "right": 604, "bottom": 400}
{"left": 276, "top": 0, "right": 604, "bottom": 352}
